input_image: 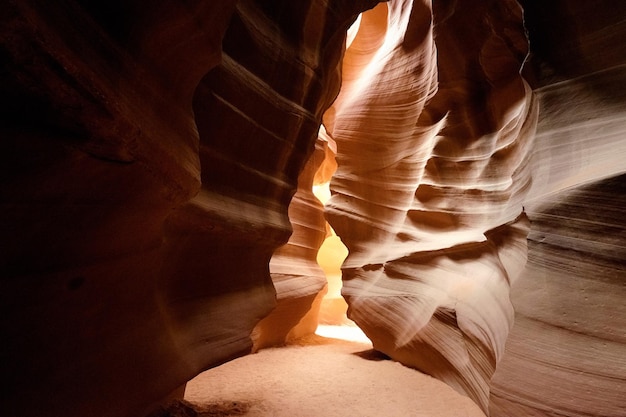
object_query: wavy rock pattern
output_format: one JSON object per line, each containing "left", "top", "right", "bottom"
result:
{"left": 3, "top": 1, "right": 623, "bottom": 416}
{"left": 0, "top": 1, "right": 378, "bottom": 417}
{"left": 252, "top": 137, "right": 330, "bottom": 349}
{"left": 1, "top": 2, "right": 234, "bottom": 416}
{"left": 324, "top": 0, "right": 537, "bottom": 411}
{"left": 490, "top": 2, "right": 626, "bottom": 415}
{"left": 490, "top": 176, "right": 626, "bottom": 417}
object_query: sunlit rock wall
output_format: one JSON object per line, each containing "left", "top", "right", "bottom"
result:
{"left": 252, "top": 137, "right": 329, "bottom": 349}
{"left": 490, "top": 1, "right": 626, "bottom": 415}
{"left": 324, "top": 0, "right": 537, "bottom": 411}
{"left": 0, "top": 1, "right": 379, "bottom": 416}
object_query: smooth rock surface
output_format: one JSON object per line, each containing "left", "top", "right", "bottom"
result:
{"left": 0, "top": 1, "right": 379, "bottom": 416}
{"left": 253, "top": 138, "right": 330, "bottom": 349}
{"left": 489, "top": 2, "right": 626, "bottom": 415}
{"left": 2, "top": 1, "right": 625, "bottom": 416}
{"left": 491, "top": 175, "right": 626, "bottom": 416}
{"left": 324, "top": 0, "right": 537, "bottom": 411}
{"left": 1, "top": 2, "right": 234, "bottom": 416}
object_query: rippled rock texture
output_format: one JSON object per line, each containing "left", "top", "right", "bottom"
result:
{"left": 252, "top": 137, "right": 330, "bottom": 349}
{"left": 324, "top": 0, "right": 537, "bottom": 411}
{"left": 491, "top": 175, "right": 626, "bottom": 417}
{"left": 2, "top": 1, "right": 625, "bottom": 416}
{"left": 490, "top": 1, "right": 626, "bottom": 415}
{"left": 0, "top": 1, "right": 377, "bottom": 416}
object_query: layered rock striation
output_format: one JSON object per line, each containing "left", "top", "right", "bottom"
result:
{"left": 490, "top": 175, "right": 626, "bottom": 417}
{"left": 252, "top": 137, "right": 330, "bottom": 349}
{"left": 0, "top": 1, "right": 378, "bottom": 416}
{"left": 1, "top": 2, "right": 235, "bottom": 416}
{"left": 2, "top": 1, "right": 624, "bottom": 416}
{"left": 490, "top": 2, "right": 626, "bottom": 415}
{"left": 324, "top": 0, "right": 537, "bottom": 411}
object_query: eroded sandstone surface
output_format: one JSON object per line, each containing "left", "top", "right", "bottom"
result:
{"left": 490, "top": 1, "right": 626, "bottom": 415}
{"left": 323, "top": 0, "right": 537, "bottom": 411}
{"left": 252, "top": 137, "right": 330, "bottom": 349}
{"left": 1, "top": 1, "right": 625, "bottom": 417}
{"left": 0, "top": 1, "right": 377, "bottom": 416}
{"left": 490, "top": 175, "right": 626, "bottom": 417}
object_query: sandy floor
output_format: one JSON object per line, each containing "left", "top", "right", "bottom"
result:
{"left": 183, "top": 326, "right": 486, "bottom": 417}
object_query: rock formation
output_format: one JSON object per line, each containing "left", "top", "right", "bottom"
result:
{"left": 490, "top": 1, "right": 626, "bottom": 415}
{"left": 490, "top": 176, "right": 626, "bottom": 417}
{"left": 323, "top": 0, "right": 537, "bottom": 411}
{"left": 2, "top": 2, "right": 236, "bottom": 416}
{"left": 1, "top": 0, "right": 625, "bottom": 416}
{"left": 252, "top": 137, "right": 330, "bottom": 349}
{"left": 0, "top": 1, "right": 378, "bottom": 416}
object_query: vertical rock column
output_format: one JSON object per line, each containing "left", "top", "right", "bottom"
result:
{"left": 324, "top": 0, "right": 537, "bottom": 412}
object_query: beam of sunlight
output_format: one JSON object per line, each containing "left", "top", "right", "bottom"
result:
{"left": 315, "top": 324, "right": 372, "bottom": 344}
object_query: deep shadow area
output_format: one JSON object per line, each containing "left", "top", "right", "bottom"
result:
{"left": 353, "top": 348, "right": 391, "bottom": 361}
{"left": 149, "top": 399, "right": 250, "bottom": 417}
{"left": 521, "top": 0, "right": 626, "bottom": 104}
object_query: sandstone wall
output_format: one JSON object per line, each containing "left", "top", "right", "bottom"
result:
{"left": 491, "top": 176, "right": 626, "bottom": 417}
{"left": 490, "top": 1, "right": 626, "bottom": 415}
{"left": 323, "top": 0, "right": 537, "bottom": 411}
{"left": 0, "top": 1, "right": 378, "bottom": 416}
{"left": 252, "top": 137, "right": 329, "bottom": 349}
{"left": 2, "top": 1, "right": 624, "bottom": 416}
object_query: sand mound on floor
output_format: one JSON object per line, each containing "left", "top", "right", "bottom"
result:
{"left": 182, "top": 332, "right": 486, "bottom": 417}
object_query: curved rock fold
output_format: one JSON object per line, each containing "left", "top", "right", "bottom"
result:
{"left": 324, "top": 0, "right": 537, "bottom": 411}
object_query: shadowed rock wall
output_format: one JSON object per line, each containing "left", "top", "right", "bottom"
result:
{"left": 1, "top": 2, "right": 234, "bottom": 416}
{"left": 0, "top": 1, "right": 378, "bottom": 416}
{"left": 491, "top": 175, "right": 626, "bottom": 417}
{"left": 521, "top": 0, "right": 626, "bottom": 204}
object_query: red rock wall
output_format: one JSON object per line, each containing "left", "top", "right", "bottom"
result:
{"left": 0, "top": 1, "right": 378, "bottom": 416}
{"left": 1, "top": 2, "right": 232, "bottom": 416}
{"left": 2, "top": 1, "right": 624, "bottom": 416}
{"left": 252, "top": 137, "right": 329, "bottom": 349}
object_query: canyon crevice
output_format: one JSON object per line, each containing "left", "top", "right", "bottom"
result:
{"left": 1, "top": 1, "right": 624, "bottom": 417}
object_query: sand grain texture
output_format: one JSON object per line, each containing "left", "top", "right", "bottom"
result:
{"left": 185, "top": 336, "right": 486, "bottom": 417}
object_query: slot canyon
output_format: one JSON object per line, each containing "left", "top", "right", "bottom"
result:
{"left": 1, "top": 1, "right": 625, "bottom": 416}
